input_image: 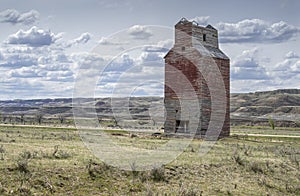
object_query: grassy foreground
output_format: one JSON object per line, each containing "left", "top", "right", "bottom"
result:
{"left": 0, "top": 125, "right": 299, "bottom": 195}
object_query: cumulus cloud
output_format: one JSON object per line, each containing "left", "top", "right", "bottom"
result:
{"left": 136, "top": 39, "right": 172, "bottom": 66}
{"left": 0, "top": 9, "right": 39, "bottom": 25}
{"left": 8, "top": 66, "right": 41, "bottom": 78}
{"left": 272, "top": 51, "right": 300, "bottom": 79}
{"left": 7, "top": 26, "right": 61, "bottom": 47}
{"left": 139, "top": 52, "right": 163, "bottom": 64}
{"left": 217, "top": 19, "right": 300, "bottom": 43}
{"left": 0, "top": 33, "right": 96, "bottom": 98}
{"left": 128, "top": 25, "right": 153, "bottom": 40}
{"left": 285, "top": 51, "right": 299, "bottom": 59}
{"left": 106, "top": 54, "right": 134, "bottom": 71}
{"left": 65, "top": 32, "right": 92, "bottom": 47}
{"left": 73, "top": 33, "right": 91, "bottom": 44}
{"left": 0, "top": 53, "right": 37, "bottom": 68}
{"left": 190, "top": 16, "right": 210, "bottom": 26}
{"left": 98, "top": 37, "right": 128, "bottom": 45}
{"left": 231, "top": 48, "right": 269, "bottom": 80}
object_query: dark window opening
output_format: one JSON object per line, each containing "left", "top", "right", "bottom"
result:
{"left": 175, "top": 120, "right": 180, "bottom": 133}
{"left": 181, "top": 46, "right": 185, "bottom": 51}
{"left": 175, "top": 120, "right": 189, "bottom": 133}
{"left": 203, "top": 34, "right": 206, "bottom": 41}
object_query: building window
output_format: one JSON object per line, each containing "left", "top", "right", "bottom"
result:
{"left": 203, "top": 34, "right": 206, "bottom": 41}
{"left": 181, "top": 46, "right": 185, "bottom": 51}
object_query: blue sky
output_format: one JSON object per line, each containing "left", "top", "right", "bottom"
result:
{"left": 0, "top": 0, "right": 299, "bottom": 99}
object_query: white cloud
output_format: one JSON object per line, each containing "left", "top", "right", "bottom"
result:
{"left": 1, "top": 53, "right": 37, "bottom": 68}
{"left": 98, "top": 37, "right": 127, "bottom": 45}
{"left": 71, "top": 52, "right": 105, "bottom": 70}
{"left": 0, "top": 9, "right": 39, "bottom": 25}
{"left": 8, "top": 66, "right": 41, "bottom": 78}
{"left": 272, "top": 51, "right": 300, "bottom": 78}
{"left": 231, "top": 48, "right": 269, "bottom": 80}
{"left": 65, "top": 32, "right": 92, "bottom": 47}
{"left": 285, "top": 51, "right": 299, "bottom": 59}
{"left": 0, "top": 46, "right": 39, "bottom": 68}
{"left": 156, "top": 39, "right": 173, "bottom": 49}
{"left": 217, "top": 19, "right": 300, "bottom": 43}
{"left": 105, "top": 54, "right": 134, "bottom": 72}
{"left": 128, "top": 25, "right": 153, "bottom": 40}
{"left": 231, "top": 50, "right": 300, "bottom": 92}
{"left": 7, "top": 26, "right": 62, "bottom": 47}
{"left": 0, "top": 38, "right": 77, "bottom": 99}
{"left": 73, "top": 33, "right": 91, "bottom": 44}
{"left": 138, "top": 51, "right": 164, "bottom": 66}
{"left": 190, "top": 16, "right": 210, "bottom": 26}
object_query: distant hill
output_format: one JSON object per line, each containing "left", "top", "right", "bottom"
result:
{"left": 0, "top": 89, "right": 299, "bottom": 127}
{"left": 230, "top": 89, "right": 300, "bottom": 127}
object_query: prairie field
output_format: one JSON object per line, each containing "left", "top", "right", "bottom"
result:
{"left": 0, "top": 125, "right": 299, "bottom": 195}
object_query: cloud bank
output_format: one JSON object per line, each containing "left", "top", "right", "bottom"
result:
{"left": 65, "top": 32, "right": 92, "bottom": 47}
{"left": 231, "top": 48, "right": 269, "bottom": 80}
{"left": 0, "top": 9, "right": 39, "bottom": 25}
{"left": 217, "top": 19, "right": 300, "bottom": 43}
{"left": 7, "top": 26, "right": 61, "bottom": 47}
{"left": 128, "top": 25, "right": 153, "bottom": 40}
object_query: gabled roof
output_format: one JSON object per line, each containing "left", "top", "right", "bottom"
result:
{"left": 164, "top": 46, "right": 229, "bottom": 60}
{"left": 206, "top": 24, "right": 217, "bottom": 31}
{"left": 203, "top": 45, "right": 229, "bottom": 59}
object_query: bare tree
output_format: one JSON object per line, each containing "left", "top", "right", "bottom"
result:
{"left": 20, "top": 114, "right": 25, "bottom": 125}
{"left": 113, "top": 117, "right": 119, "bottom": 128}
{"left": 58, "top": 115, "right": 64, "bottom": 124}
{"left": 36, "top": 114, "right": 43, "bottom": 125}
{"left": 2, "top": 115, "right": 7, "bottom": 123}
{"left": 8, "top": 115, "right": 12, "bottom": 124}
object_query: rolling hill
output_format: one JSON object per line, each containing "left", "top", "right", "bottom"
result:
{"left": 0, "top": 89, "right": 299, "bottom": 127}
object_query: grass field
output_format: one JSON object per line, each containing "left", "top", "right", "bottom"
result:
{"left": 0, "top": 125, "right": 299, "bottom": 195}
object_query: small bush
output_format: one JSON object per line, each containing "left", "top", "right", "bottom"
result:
{"left": 19, "top": 150, "right": 40, "bottom": 159}
{"left": 0, "top": 145, "right": 5, "bottom": 160}
{"left": 243, "top": 144, "right": 252, "bottom": 156}
{"left": 150, "top": 166, "right": 165, "bottom": 182}
{"left": 0, "top": 145, "right": 5, "bottom": 154}
{"left": 250, "top": 162, "right": 264, "bottom": 174}
{"left": 289, "top": 154, "right": 300, "bottom": 169}
{"left": 179, "top": 182, "right": 201, "bottom": 196}
{"left": 16, "top": 158, "right": 30, "bottom": 173}
{"left": 86, "top": 159, "right": 111, "bottom": 179}
{"left": 268, "top": 117, "right": 275, "bottom": 130}
{"left": 15, "top": 150, "right": 35, "bottom": 174}
{"left": 129, "top": 161, "right": 139, "bottom": 179}
{"left": 19, "top": 151, "right": 32, "bottom": 159}
{"left": 232, "top": 153, "right": 245, "bottom": 166}
{"left": 52, "top": 145, "right": 71, "bottom": 159}
{"left": 16, "top": 186, "right": 32, "bottom": 195}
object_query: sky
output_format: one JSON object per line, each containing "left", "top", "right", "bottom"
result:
{"left": 0, "top": 0, "right": 299, "bottom": 100}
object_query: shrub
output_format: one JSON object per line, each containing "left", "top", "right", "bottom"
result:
{"left": 268, "top": 117, "right": 275, "bottom": 130}
{"left": 179, "top": 182, "right": 201, "bottom": 196}
{"left": 150, "top": 166, "right": 165, "bottom": 182}
{"left": 129, "top": 161, "right": 139, "bottom": 180}
{"left": 52, "top": 145, "right": 71, "bottom": 159}
{"left": 232, "top": 151, "right": 245, "bottom": 166}
{"left": 0, "top": 145, "right": 5, "bottom": 160}
{"left": 250, "top": 162, "right": 264, "bottom": 174}
{"left": 86, "top": 159, "right": 111, "bottom": 179}
{"left": 16, "top": 157, "right": 30, "bottom": 173}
